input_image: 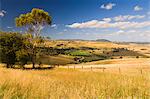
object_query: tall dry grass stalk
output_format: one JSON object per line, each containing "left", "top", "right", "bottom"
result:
{"left": 0, "top": 67, "right": 149, "bottom": 99}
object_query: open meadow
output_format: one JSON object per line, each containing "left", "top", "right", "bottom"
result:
{"left": 0, "top": 60, "right": 150, "bottom": 99}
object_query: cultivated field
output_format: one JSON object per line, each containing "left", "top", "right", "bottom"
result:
{"left": 0, "top": 41, "right": 150, "bottom": 98}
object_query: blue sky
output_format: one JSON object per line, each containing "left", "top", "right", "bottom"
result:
{"left": 0, "top": 0, "right": 150, "bottom": 42}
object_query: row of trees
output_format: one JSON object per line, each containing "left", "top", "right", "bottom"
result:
{"left": 0, "top": 8, "right": 52, "bottom": 68}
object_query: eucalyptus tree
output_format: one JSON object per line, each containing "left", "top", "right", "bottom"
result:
{"left": 15, "top": 8, "right": 52, "bottom": 68}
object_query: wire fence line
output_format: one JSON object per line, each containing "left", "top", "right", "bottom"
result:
{"left": 56, "top": 64, "right": 150, "bottom": 74}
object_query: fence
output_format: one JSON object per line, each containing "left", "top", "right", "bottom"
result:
{"left": 62, "top": 65, "right": 146, "bottom": 74}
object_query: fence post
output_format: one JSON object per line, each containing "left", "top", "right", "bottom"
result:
{"left": 103, "top": 68, "right": 105, "bottom": 72}
{"left": 119, "top": 68, "right": 121, "bottom": 74}
{"left": 74, "top": 65, "right": 75, "bottom": 70}
{"left": 140, "top": 69, "right": 143, "bottom": 74}
{"left": 91, "top": 66, "right": 92, "bottom": 71}
{"left": 68, "top": 65, "right": 69, "bottom": 69}
{"left": 82, "top": 65, "right": 83, "bottom": 69}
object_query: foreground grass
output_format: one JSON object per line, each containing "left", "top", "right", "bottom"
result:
{"left": 0, "top": 67, "right": 149, "bottom": 99}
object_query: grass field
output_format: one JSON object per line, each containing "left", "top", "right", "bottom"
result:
{"left": 0, "top": 62, "right": 150, "bottom": 99}
{"left": 66, "top": 50, "right": 91, "bottom": 56}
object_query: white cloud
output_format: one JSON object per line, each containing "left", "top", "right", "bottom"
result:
{"left": 109, "top": 30, "right": 125, "bottom": 36}
{"left": 117, "top": 30, "right": 124, "bottom": 34}
{"left": 128, "top": 30, "right": 136, "bottom": 33}
{"left": 102, "top": 18, "right": 111, "bottom": 22}
{"left": 0, "top": 10, "right": 6, "bottom": 17}
{"left": 67, "top": 20, "right": 150, "bottom": 29}
{"left": 67, "top": 20, "right": 100, "bottom": 28}
{"left": 51, "top": 24, "right": 57, "bottom": 29}
{"left": 7, "top": 26, "right": 13, "bottom": 29}
{"left": 67, "top": 13, "right": 149, "bottom": 29}
{"left": 113, "top": 15, "right": 145, "bottom": 21}
{"left": 63, "top": 29, "right": 67, "bottom": 32}
{"left": 51, "top": 24, "right": 57, "bottom": 27}
{"left": 108, "top": 30, "right": 138, "bottom": 36}
{"left": 101, "top": 3, "right": 116, "bottom": 10}
{"left": 134, "top": 6, "right": 143, "bottom": 11}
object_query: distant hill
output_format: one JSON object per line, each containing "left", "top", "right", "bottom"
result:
{"left": 57, "top": 39, "right": 87, "bottom": 41}
{"left": 95, "top": 39, "right": 111, "bottom": 42}
{"left": 114, "top": 42, "right": 150, "bottom": 45}
{"left": 54, "top": 39, "right": 112, "bottom": 42}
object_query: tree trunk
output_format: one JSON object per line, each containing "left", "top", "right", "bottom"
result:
{"left": 32, "top": 62, "right": 35, "bottom": 69}
{"left": 32, "top": 49, "right": 36, "bottom": 69}
{"left": 6, "top": 64, "right": 9, "bottom": 68}
{"left": 32, "top": 54, "right": 36, "bottom": 69}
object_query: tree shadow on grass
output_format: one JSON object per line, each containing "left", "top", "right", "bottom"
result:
{"left": 11, "top": 66, "right": 55, "bottom": 70}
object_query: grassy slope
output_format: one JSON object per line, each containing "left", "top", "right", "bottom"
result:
{"left": 0, "top": 66, "right": 149, "bottom": 99}
{"left": 82, "top": 58, "right": 150, "bottom": 65}
{"left": 38, "top": 55, "right": 75, "bottom": 65}
{"left": 44, "top": 40, "right": 150, "bottom": 56}
{"left": 38, "top": 41, "right": 150, "bottom": 65}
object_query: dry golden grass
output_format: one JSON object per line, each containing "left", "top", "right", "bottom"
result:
{"left": 0, "top": 64, "right": 150, "bottom": 99}
{"left": 63, "top": 58, "right": 150, "bottom": 75}
{"left": 82, "top": 58, "right": 150, "bottom": 66}
{"left": 39, "top": 55, "right": 75, "bottom": 65}
{"left": 44, "top": 40, "right": 150, "bottom": 57}
{"left": 44, "top": 40, "right": 120, "bottom": 49}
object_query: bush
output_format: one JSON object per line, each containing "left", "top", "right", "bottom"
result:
{"left": 16, "top": 49, "right": 30, "bottom": 68}
{"left": 136, "top": 56, "right": 139, "bottom": 58}
{"left": 119, "top": 56, "right": 123, "bottom": 59}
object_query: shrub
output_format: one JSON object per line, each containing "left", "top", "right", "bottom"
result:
{"left": 119, "top": 56, "right": 123, "bottom": 59}
{"left": 16, "top": 49, "right": 30, "bottom": 68}
{"left": 136, "top": 56, "right": 139, "bottom": 58}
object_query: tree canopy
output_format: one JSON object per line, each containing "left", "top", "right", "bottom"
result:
{"left": 15, "top": 8, "right": 52, "bottom": 37}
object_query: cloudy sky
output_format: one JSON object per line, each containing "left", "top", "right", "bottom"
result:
{"left": 0, "top": 0, "right": 150, "bottom": 42}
